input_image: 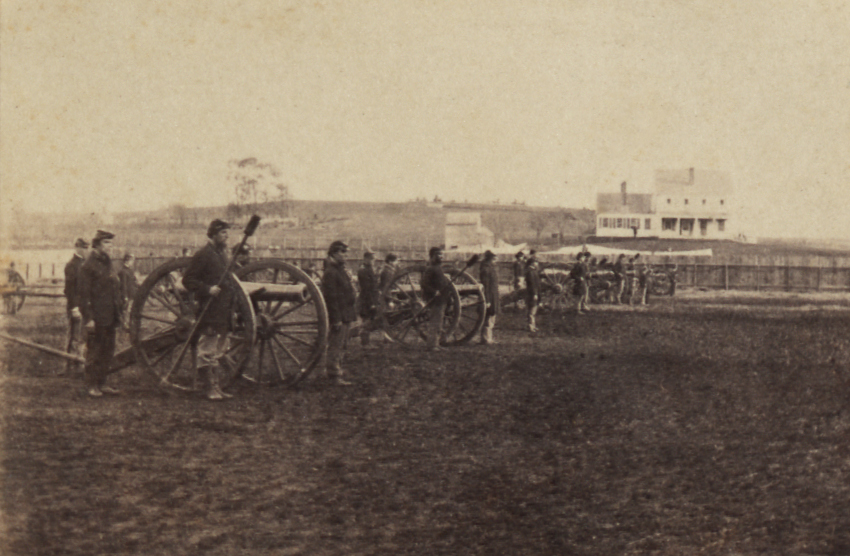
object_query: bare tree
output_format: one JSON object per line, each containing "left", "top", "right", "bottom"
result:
{"left": 169, "top": 203, "right": 189, "bottom": 226}
{"left": 555, "top": 210, "right": 576, "bottom": 244}
{"left": 529, "top": 212, "right": 550, "bottom": 244}
{"left": 228, "top": 158, "right": 292, "bottom": 217}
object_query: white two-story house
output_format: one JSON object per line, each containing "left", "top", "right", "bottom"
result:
{"left": 595, "top": 168, "right": 733, "bottom": 239}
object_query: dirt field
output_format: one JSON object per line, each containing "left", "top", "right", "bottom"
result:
{"left": 3, "top": 293, "right": 850, "bottom": 555}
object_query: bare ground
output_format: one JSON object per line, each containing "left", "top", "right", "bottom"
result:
{"left": 2, "top": 295, "right": 850, "bottom": 555}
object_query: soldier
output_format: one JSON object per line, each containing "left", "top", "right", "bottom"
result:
{"left": 379, "top": 253, "right": 399, "bottom": 293}
{"left": 118, "top": 253, "right": 139, "bottom": 331}
{"left": 182, "top": 219, "right": 237, "bottom": 400}
{"left": 421, "top": 246, "right": 451, "bottom": 351}
{"left": 79, "top": 230, "right": 124, "bottom": 397}
{"left": 525, "top": 253, "right": 541, "bottom": 332}
{"left": 612, "top": 254, "right": 627, "bottom": 304}
{"left": 62, "top": 238, "right": 89, "bottom": 374}
{"left": 356, "top": 250, "right": 380, "bottom": 346}
{"left": 570, "top": 251, "right": 591, "bottom": 314}
{"left": 320, "top": 240, "right": 356, "bottom": 385}
{"left": 512, "top": 251, "right": 526, "bottom": 291}
{"left": 626, "top": 256, "right": 639, "bottom": 305}
{"left": 478, "top": 250, "right": 500, "bottom": 344}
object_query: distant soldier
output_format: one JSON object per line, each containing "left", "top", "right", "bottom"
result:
{"left": 321, "top": 240, "right": 356, "bottom": 384}
{"left": 478, "top": 250, "right": 500, "bottom": 344}
{"left": 118, "top": 253, "right": 139, "bottom": 330}
{"left": 637, "top": 258, "right": 650, "bottom": 305}
{"left": 524, "top": 254, "right": 541, "bottom": 333}
{"left": 612, "top": 254, "right": 627, "bottom": 304}
{"left": 379, "top": 253, "right": 399, "bottom": 293}
{"left": 626, "top": 256, "right": 639, "bottom": 305}
{"left": 570, "top": 251, "right": 591, "bottom": 314}
{"left": 512, "top": 251, "right": 526, "bottom": 290}
{"left": 62, "top": 238, "right": 89, "bottom": 374}
{"left": 79, "top": 230, "right": 124, "bottom": 397}
{"left": 182, "top": 219, "right": 237, "bottom": 400}
{"left": 356, "top": 250, "right": 380, "bottom": 346}
{"left": 421, "top": 246, "right": 451, "bottom": 351}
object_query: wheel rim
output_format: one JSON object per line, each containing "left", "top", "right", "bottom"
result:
{"left": 129, "top": 258, "right": 256, "bottom": 390}
{"left": 443, "top": 270, "right": 486, "bottom": 346}
{"left": 236, "top": 260, "right": 328, "bottom": 386}
{"left": 540, "top": 265, "right": 573, "bottom": 312}
{"left": 380, "top": 264, "right": 462, "bottom": 347}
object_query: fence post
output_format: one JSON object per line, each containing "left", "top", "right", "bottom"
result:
{"left": 39, "top": 263, "right": 42, "bottom": 279}
{"left": 724, "top": 263, "right": 729, "bottom": 290}
{"left": 692, "top": 262, "right": 697, "bottom": 288}
{"left": 816, "top": 257, "right": 822, "bottom": 291}
{"left": 755, "top": 256, "right": 760, "bottom": 292}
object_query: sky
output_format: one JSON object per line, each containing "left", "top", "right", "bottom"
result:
{"left": 1, "top": 0, "right": 848, "bottom": 239}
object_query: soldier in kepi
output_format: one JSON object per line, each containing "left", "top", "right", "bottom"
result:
{"left": 356, "top": 250, "right": 380, "bottom": 346}
{"left": 524, "top": 252, "right": 541, "bottom": 333}
{"left": 62, "top": 237, "right": 89, "bottom": 375}
{"left": 182, "top": 219, "right": 237, "bottom": 401}
{"left": 421, "top": 246, "right": 451, "bottom": 351}
{"left": 79, "top": 230, "right": 124, "bottom": 397}
{"left": 320, "top": 240, "right": 356, "bottom": 385}
{"left": 478, "top": 250, "right": 500, "bottom": 344}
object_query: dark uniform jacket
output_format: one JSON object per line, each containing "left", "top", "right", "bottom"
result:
{"left": 64, "top": 253, "right": 86, "bottom": 311}
{"left": 379, "top": 265, "right": 396, "bottom": 294}
{"left": 357, "top": 262, "right": 379, "bottom": 318}
{"left": 525, "top": 263, "right": 541, "bottom": 300}
{"left": 118, "top": 265, "right": 139, "bottom": 306}
{"left": 321, "top": 257, "right": 357, "bottom": 325}
{"left": 478, "top": 260, "right": 501, "bottom": 315}
{"left": 79, "top": 251, "right": 124, "bottom": 327}
{"left": 182, "top": 241, "right": 236, "bottom": 333}
{"left": 421, "top": 263, "right": 450, "bottom": 303}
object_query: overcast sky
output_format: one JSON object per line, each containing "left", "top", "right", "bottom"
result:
{"left": 1, "top": 0, "right": 848, "bottom": 239}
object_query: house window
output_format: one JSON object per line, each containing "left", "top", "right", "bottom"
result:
{"left": 699, "top": 219, "right": 710, "bottom": 236}
{"left": 662, "top": 218, "right": 677, "bottom": 231}
{"left": 630, "top": 218, "right": 640, "bottom": 229}
{"left": 718, "top": 219, "right": 726, "bottom": 232}
{"left": 616, "top": 218, "right": 623, "bottom": 228}
{"left": 644, "top": 218, "right": 651, "bottom": 230}
{"left": 680, "top": 218, "right": 695, "bottom": 235}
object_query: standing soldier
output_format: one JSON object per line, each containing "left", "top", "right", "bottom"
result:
{"left": 612, "top": 254, "right": 626, "bottom": 304}
{"left": 570, "top": 251, "right": 591, "bottom": 314}
{"left": 478, "top": 250, "right": 500, "bottom": 344}
{"left": 79, "top": 230, "right": 124, "bottom": 397}
{"left": 356, "top": 250, "right": 380, "bottom": 346}
{"left": 525, "top": 253, "right": 541, "bottom": 333}
{"left": 626, "top": 256, "right": 639, "bottom": 305}
{"left": 62, "top": 238, "right": 89, "bottom": 375}
{"left": 118, "top": 253, "right": 139, "bottom": 332}
{"left": 512, "top": 251, "right": 526, "bottom": 291}
{"left": 182, "top": 219, "right": 237, "bottom": 401}
{"left": 379, "top": 253, "right": 399, "bottom": 293}
{"left": 321, "top": 241, "right": 356, "bottom": 385}
{"left": 421, "top": 246, "right": 451, "bottom": 351}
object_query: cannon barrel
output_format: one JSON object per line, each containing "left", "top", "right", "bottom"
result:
{"left": 242, "top": 281, "right": 308, "bottom": 303}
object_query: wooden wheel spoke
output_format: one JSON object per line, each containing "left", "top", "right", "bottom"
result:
{"left": 274, "top": 329, "right": 313, "bottom": 348}
{"left": 267, "top": 339, "right": 286, "bottom": 380}
{"left": 148, "top": 290, "right": 182, "bottom": 318}
{"left": 273, "top": 320, "right": 319, "bottom": 328}
{"left": 140, "top": 312, "right": 177, "bottom": 325}
{"left": 164, "top": 273, "right": 192, "bottom": 314}
{"left": 272, "top": 335, "right": 302, "bottom": 368}
{"left": 270, "top": 299, "right": 309, "bottom": 321}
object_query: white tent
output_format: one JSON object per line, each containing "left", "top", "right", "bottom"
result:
{"left": 539, "top": 245, "right": 713, "bottom": 259}
{"left": 445, "top": 240, "right": 528, "bottom": 256}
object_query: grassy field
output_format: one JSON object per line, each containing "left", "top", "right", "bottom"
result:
{"left": 2, "top": 293, "right": 850, "bottom": 555}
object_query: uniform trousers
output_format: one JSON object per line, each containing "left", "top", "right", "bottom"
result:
{"left": 85, "top": 324, "right": 116, "bottom": 387}
{"left": 327, "top": 322, "right": 351, "bottom": 376}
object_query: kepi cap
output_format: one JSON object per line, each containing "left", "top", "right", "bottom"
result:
{"left": 328, "top": 240, "right": 349, "bottom": 254}
{"left": 93, "top": 230, "right": 114, "bottom": 243}
{"left": 207, "top": 219, "right": 231, "bottom": 238}
{"left": 74, "top": 238, "right": 89, "bottom": 248}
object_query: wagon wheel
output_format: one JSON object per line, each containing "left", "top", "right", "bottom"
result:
{"left": 649, "top": 270, "right": 674, "bottom": 297}
{"left": 539, "top": 264, "right": 574, "bottom": 312}
{"left": 129, "top": 258, "right": 257, "bottom": 391}
{"left": 236, "top": 260, "right": 329, "bottom": 386}
{"left": 3, "top": 270, "right": 26, "bottom": 314}
{"left": 380, "top": 264, "right": 461, "bottom": 348}
{"left": 588, "top": 271, "right": 615, "bottom": 304}
{"left": 443, "top": 270, "right": 486, "bottom": 345}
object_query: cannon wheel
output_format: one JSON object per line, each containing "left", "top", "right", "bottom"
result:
{"left": 443, "top": 269, "right": 486, "bottom": 345}
{"left": 539, "top": 264, "right": 575, "bottom": 312}
{"left": 236, "top": 259, "right": 329, "bottom": 386}
{"left": 129, "top": 258, "right": 257, "bottom": 391}
{"left": 380, "top": 264, "right": 462, "bottom": 348}
{"left": 3, "top": 270, "right": 26, "bottom": 314}
{"left": 649, "top": 270, "right": 675, "bottom": 297}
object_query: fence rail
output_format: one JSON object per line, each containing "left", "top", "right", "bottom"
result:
{"left": 15, "top": 256, "right": 850, "bottom": 293}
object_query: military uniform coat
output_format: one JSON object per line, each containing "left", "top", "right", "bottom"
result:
{"left": 321, "top": 258, "right": 357, "bottom": 325}
{"left": 79, "top": 251, "right": 124, "bottom": 327}
{"left": 421, "top": 263, "right": 450, "bottom": 302}
{"left": 182, "top": 241, "right": 236, "bottom": 333}
{"left": 356, "top": 262, "right": 379, "bottom": 318}
{"left": 478, "top": 260, "right": 501, "bottom": 315}
{"left": 64, "top": 253, "right": 86, "bottom": 312}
